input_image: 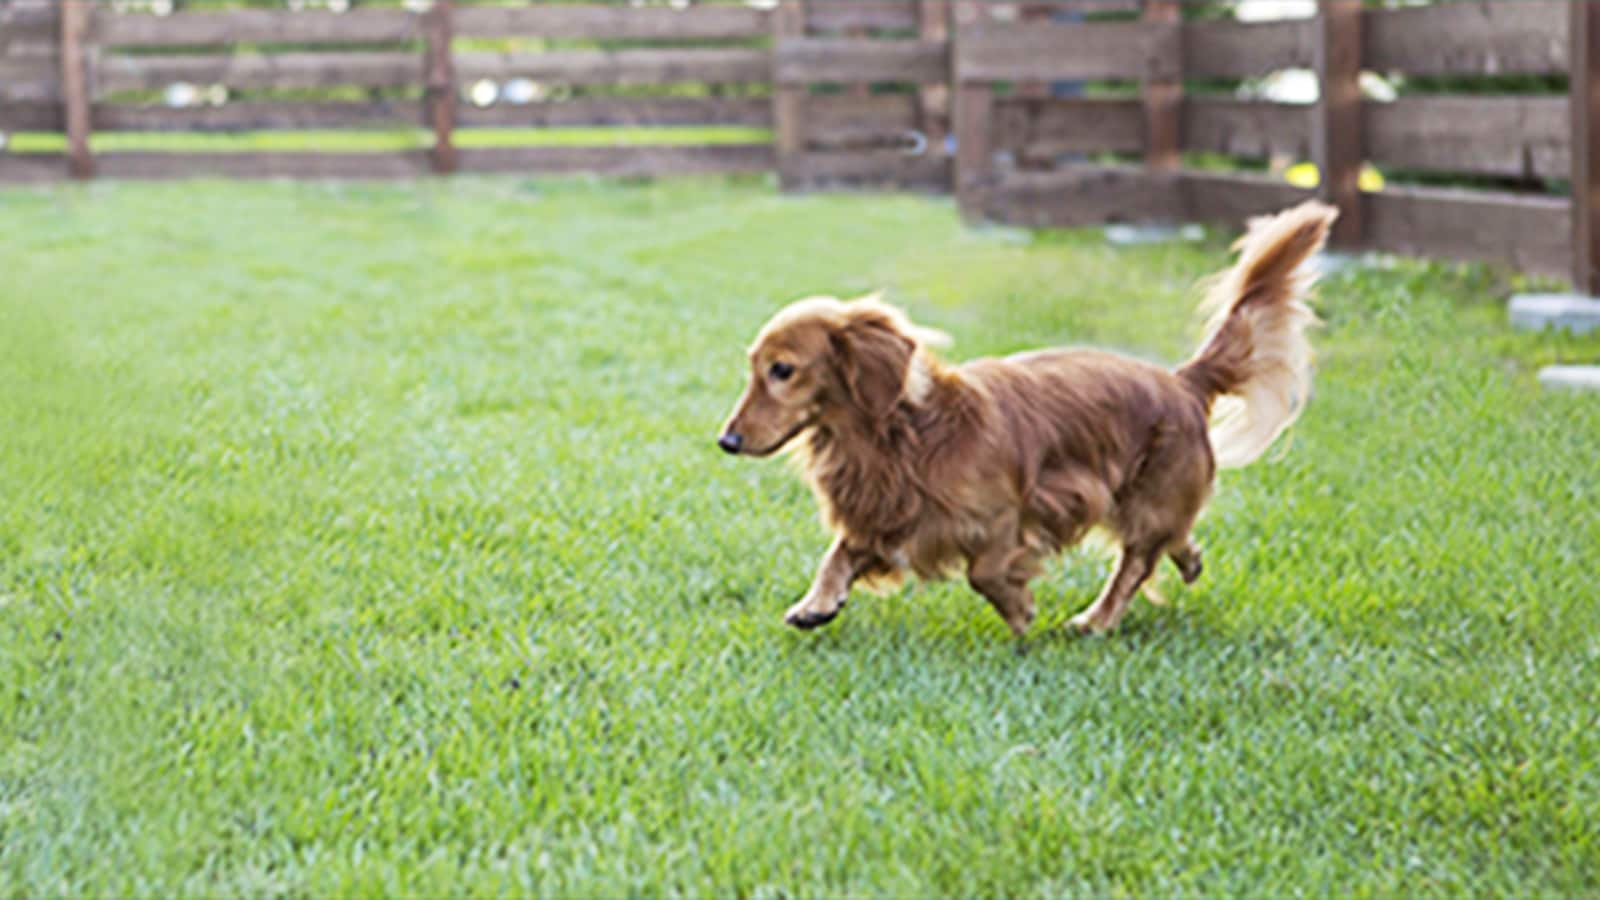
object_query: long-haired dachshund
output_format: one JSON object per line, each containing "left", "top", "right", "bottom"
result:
{"left": 718, "top": 201, "right": 1335, "bottom": 635}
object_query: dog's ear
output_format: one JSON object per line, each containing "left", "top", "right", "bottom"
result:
{"left": 831, "top": 308, "right": 916, "bottom": 418}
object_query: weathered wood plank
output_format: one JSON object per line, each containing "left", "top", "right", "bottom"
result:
{"left": 993, "top": 97, "right": 1144, "bottom": 157}
{"left": 809, "top": 0, "right": 918, "bottom": 34}
{"left": 1183, "top": 97, "right": 1569, "bottom": 181}
{"left": 3, "top": 0, "right": 61, "bottom": 103}
{"left": 957, "top": 21, "right": 1180, "bottom": 82}
{"left": 0, "top": 153, "right": 69, "bottom": 183}
{"left": 0, "top": 40, "right": 58, "bottom": 67}
{"left": 1364, "top": 1, "right": 1567, "bottom": 75}
{"left": 0, "top": 37, "right": 58, "bottom": 60}
{"left": 0, "top": 57, "right": 61, "bottom": 77}
{"left": 1182, "top": 98, "right": 1309, "bottom": 160}
{"left": 1183, "top": 19, "right": 1314, "bottom": 79}
{"left": 971, "top": 165, "right": 1183, "bottom": 226}
{"left": 948, "top": 0, "right": 988, "bottom": 179}
{"left": 99, "top": 48, "right": 772, "bottom": 94}
{"left": 1366, "top": 96, "right": 1567, "bottom": 180}
{"left": 1314, "top": 0, "right": 1363, "bottom": 244}
{"left": 93, "top": 101, "right": 415, "bottom": 131}
{"left": 955, "top": 0, "right": 1142, "bottom": 27}
{"left": 804, "top": 94, "right": 919, "bottom": 150}
{"left": 0, "top": 102, "right": 62, "bottom": 131}
{"left": 917, "top": 0, "right": 951, "bottom": 147}
{"left": 458, "top": 97, "right": 771, "bottom": 129}
{"left": 775, "top": 38, "right": 948, "bottom": 85}
{"left": 1365, "top": 187, "right": 1570, "bottom": 277}
{"left": 954, "top": 78, "right": 993, "bottom": 215}
{"left": 454, "top": 4, "right": 768, "bottom": 40}
{"left": 807, "top": 94, "right": 919, "bottom": 131}
{"left": 0, "top": 59, "right": 60, "bottom": 102}
{"left": 0, "top": 0, "right": 58, "bottom": 47}
{"left": 1572, "top": 0, "right": 1600, "bottom": 292}
{"left": 456, "top": 48, "right": 769, "bottom": 86}
{"left": 456, "top": 143, "right": 775, "bottom": 176}
{"left": 60, "top": 0, "right": 94, "bottom": 178}
{"left": 1181, "top": 170, "right": 1314, "bottom": 226}
{"left": 94, "top": 151, "right": 432, "bottom": 179}
{"left": 1142, "top": 0, "right": 1181, "bottom": 170}
{"left": 4, "top": 146, "right": 779, "bottom": 182}
{"left": 784, "top": 151, "right": 950, "bottom": 192}
{"left": 95, "top": 8, "right": 421, "bottom": 47}
{"left": 772, "top": 0, "right": 804, "bottom": 190}
{"left": 96, "top": 52, "right": 421, "bottom": 94}
{"left": 423, "top": 0, "right": 455, "bottom": 174}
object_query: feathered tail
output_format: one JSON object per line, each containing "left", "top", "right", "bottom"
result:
{"left": 1176, "top": 201, "right": 1337, "bottom": 469}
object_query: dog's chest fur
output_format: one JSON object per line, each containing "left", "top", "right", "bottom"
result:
{"left": 801, "top": 413, "right": 1012, "bottom": 578}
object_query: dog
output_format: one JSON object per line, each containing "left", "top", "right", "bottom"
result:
{"left": 717, "top": 201, "right": 1335, "bottom": 636}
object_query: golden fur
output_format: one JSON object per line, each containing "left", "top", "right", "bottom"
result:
{"left": 718, "top": 201, "right": 1337, "bottom": 635}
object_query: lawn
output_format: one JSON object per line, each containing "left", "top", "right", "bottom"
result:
{"left": 2, "top": 175, "right": 1597, "bottom": 897}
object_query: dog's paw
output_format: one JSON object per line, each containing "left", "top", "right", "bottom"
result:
{"left": 1171, "top": 546, "right": 1203, "bottom": 585}
{"left": 1178, "top": 555, "right": 1202, "bottom": 585}
{"left": 1066, "top": 609, "right": 1114, "bottom": 636}
{"left": 783, "top": 596, "right": 846, "bottom": 630}
{"left": 1004, "top": 607, "right": 1036, "bottom": 638}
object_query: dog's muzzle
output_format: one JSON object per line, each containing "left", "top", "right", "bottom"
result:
{"left": 717, "top": 432, "right": 743, "bottom": 455}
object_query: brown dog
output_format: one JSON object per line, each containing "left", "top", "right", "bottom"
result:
{"left": 718, "top": 201, "right": 1335, "bottom": 635}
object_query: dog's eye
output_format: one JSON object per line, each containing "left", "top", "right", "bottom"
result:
{"left": 769, "top": 362, "right": 795, "bottom": 382}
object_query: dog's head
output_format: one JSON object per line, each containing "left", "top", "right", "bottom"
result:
{"left": 717, "top": 293, "right": 945, "bottom": 456}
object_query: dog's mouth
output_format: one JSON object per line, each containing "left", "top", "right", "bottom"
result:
{"left": 743, "top": 417, "right": 816, "bottom": 457}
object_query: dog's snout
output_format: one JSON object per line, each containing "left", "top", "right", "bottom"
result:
{"left": 717, "top": 432, "right": 743, "bottom": 455}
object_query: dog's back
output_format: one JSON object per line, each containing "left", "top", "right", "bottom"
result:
{"left": 954, "top": 347, "right": 1214, "bottom": 558}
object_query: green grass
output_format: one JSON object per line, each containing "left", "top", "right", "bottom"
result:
{"left": 2, "top": 175, "right": 1598, "bottom": 897}
{"left": 4, "top": 125, "right": 772, "bottom": 154}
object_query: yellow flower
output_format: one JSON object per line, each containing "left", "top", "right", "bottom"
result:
{"left": 1284, "top": 162, "right": 1385, "bottom": 191}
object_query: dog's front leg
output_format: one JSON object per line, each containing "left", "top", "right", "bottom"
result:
{"left": 967, "top": 538, "right": 1038, "bottom": 638}
{"left": 784, "top": 536, "right": 863, "bottom": 630}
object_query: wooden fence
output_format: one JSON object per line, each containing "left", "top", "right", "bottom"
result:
{"left": 946, "top": 0, "right": 1573, "bottom": 285}
{"left": 0, "top": 0, "right": 776, "bottom": 180}
{"left": 0, "top": 0, "right": 1589, "bottom": 289}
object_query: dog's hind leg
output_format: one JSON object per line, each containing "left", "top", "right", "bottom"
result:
{"left": 1068, "top": 542, "right": 1160, "bottom": 634}
{"left": 1168, "top": 539, "right": 1203, "bottom": 584}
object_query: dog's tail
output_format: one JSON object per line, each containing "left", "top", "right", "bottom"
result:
{"left": 1176, "top": 201, "right": 1336, "bottom": 469}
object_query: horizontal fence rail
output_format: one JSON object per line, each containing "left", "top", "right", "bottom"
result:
{"left": 0, "top": 0, "right": 1585, "bottom": 287}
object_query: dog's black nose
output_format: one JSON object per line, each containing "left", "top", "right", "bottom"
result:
{"left": 717, "top": 432, "right": 743, "bottom": 455}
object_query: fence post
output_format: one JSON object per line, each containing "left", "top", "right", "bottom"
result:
{"left": 952, "top": 1, "right": 991, "bottom": 218}
{"left": 772, "top": 0, "right": 805, "bottom": 189}
{"left": 1141, "top": 0, "right": 1181, "bottom": 171}
{"left": 1572, "top": 0, "right": 1600, "bottom": 294}
{"left": 916, "top": 0, "right": 950, "bottom": 152}
{"left": 59, "top": 0, "right": 93, "bottom": 179}
{"left": 1312, "top": 0, "right": 1362, "bottom": 245}
{"left": 423, "top": 0, "right": 457, "bottom": 175}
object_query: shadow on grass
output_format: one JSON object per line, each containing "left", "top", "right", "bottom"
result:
{"left": 767, "top": 582, "right": 1292, "bottom": 673}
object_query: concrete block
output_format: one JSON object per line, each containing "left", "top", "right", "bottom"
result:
{"left": 1509, "top": 293, "right": 1600, "bottom": 335}
{"left": 1538, "top": 365, "right": 1600, "bottom": 392}
{"left": 1104, "top": 223, "right": 1205, "bottom": 246}
{"left": 974, "top": 223, "right": 1034, "bottom": 245}
{"left": 1310, "top": 251, "right": 1363, "bottom": 278}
